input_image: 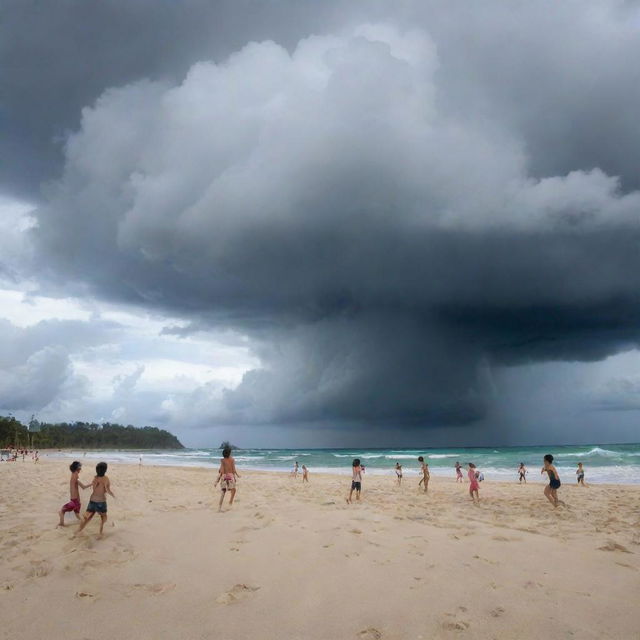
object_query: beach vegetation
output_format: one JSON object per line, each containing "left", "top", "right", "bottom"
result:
{"left": 0, "top": 416, "right": 183, "bottom": 449}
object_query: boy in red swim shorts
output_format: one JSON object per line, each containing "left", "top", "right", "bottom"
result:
{"left": 58, "top": 461, "right": 90, "bottom": 527}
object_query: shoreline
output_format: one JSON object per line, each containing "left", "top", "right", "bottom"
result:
{"left": 30, "top": 449, "right": 640, "bottom": 486}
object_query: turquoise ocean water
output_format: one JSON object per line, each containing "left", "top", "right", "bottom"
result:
{"left": 47, "top": 443, "right": 640, "bottom": 484}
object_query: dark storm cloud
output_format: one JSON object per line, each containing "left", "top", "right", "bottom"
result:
{"left": 10, "top": 4, "right": 640, "bottom": 427}
{"left": 0, "top": 0, "right": 365, "bottom": 198}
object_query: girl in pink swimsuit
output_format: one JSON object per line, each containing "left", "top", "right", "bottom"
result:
{"left": 467, "top": 463, "right": 480, "bottom": 503}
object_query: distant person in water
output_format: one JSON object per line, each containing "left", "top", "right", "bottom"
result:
{"left": 75, "top": 462, "right": 115, "bottom": 538}
{"left": 468, "top": 463, "right": 480, "bottom": 503}
{"left": 576, "top": 462, "right": 586, "bottom": 486}
{"left": 518, "top": 462, "right": 527, "bottom": 483}
{"left": 395, "top": 462, "right": 403, "bottom": 486}
{"left": 214, "top": 447, "right": 240, "bottom": 512}
{"left": 58, "top": 461, "right": 90, "bottom": 527}
{"left": 418, "top": 456, "right": 430, "bottom": 492}
{"left": 541, "top": 454, "right": 561, "bottom": 507}
{"left": 455, "top": 461, "right": 463, "bottom": 483}
{"left": 347, "top": 459, "right": 362, "bottom": 503}
{"left": 302, "top": 464, "right": 309, "bottom": 483}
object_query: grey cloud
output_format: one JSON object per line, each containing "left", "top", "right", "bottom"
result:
{"left": 0, "top": 317, "right": 118, "bottom": 412}
{"left": 25, "top": 17, "right": 640, "bottom": 430}
{"left": 0, "top": 0, "right": 362, "bottom": 199}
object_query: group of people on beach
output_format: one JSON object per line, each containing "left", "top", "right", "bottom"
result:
{"left": 1, "top": 447, "right": 39, "bottom": 462}
{"left": 290, "top": 461, "right": 309, "bottom": 482}
{"left": 59, "top": 449, "right": 584, "bottom": 534}
{"left": 518, "top": 460, "right": 587, "bottom": 489}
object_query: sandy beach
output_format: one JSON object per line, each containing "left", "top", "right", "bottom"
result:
{"left": 1, "top": 459, "right": 639, "bottom": 640}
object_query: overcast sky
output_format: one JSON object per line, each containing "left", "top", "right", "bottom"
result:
{"left": 2, "top": 0, "right": 640, "bottom": 448}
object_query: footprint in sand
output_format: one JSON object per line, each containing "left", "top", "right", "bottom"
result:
{"left": 132, "top": 583, "right": 176, "bottom": 595}
{"left": 27, "top": 560, "right": 52, "bottom": 578}
{"left": 441, "top": 619, "right": 470, "bottom": 632}
{"left": 216, "top": 583, "right": 260, "bottom": 605}
{"left": 75, "top": 591, "right": 95, "bottom": 599}
{"left": 357, "top": 627, "right": 382, "bottom": 639}
{"left": 597, "top": 540, "right": 632, "bottom": 553}
{"left": 490, "top": 606, "right": 505, "bottom": 618}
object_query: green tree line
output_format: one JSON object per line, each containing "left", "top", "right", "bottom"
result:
{"left": 0, "top": 416, "right": 184, "bottom": 449}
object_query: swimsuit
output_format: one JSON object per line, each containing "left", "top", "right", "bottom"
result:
{"left": 220, "top": 473, "right": 236, "bottom": 491}
{"left": 546, "top": 469, "right": 561, "bottom": 490}
{"left": 61, "top": 498, "right": 81, "bottom": 513}
{"left": 352, "top": 468, "right": 362, "bottom": 491}
{"left": 468, "top": 469, "right": 479, "bottom": 491}
{"left": 87, "top": 500, "right": 107, "bottom": 514}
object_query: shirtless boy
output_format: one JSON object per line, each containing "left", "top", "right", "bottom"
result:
{"left": 58, "top": 461, "right": 90, "bottom": 527}
{"left": 214, "top": 447, "right": 240, "bottom": 512}
{"left": 76, "top": 462, "right": 115, "bottom": 538}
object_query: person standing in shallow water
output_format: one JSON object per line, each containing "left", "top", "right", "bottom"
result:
{"left": 541, "top": 454, "right": 561, "bottom": 507}
{"left": 576, "top": 462, "right": 586, "bottom": 486}
{"left": 455, "top": 461, "right": 463, "bottom": 483}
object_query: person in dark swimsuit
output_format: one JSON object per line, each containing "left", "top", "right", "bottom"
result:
{"left": 541, "top": 454, "right": 561, "bottom": 507}
{"left": 576, "top": 462, "right": 586, "bottom": 486}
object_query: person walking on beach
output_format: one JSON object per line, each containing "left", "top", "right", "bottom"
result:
{"left": 395, "top": 462, "right": 403, "bottom": 486}
{"left": 302, "top": 464, "right": 309, "bottom": 483}
{"left": 518, "top": 462, "right": 527, "bottom": 483}
{"left": 347, "top": 458, "right": 362, "bottom": 503}
{"left": 58, "top": 461, "right": 90, "bottom": 527}
{"left": 576, "top": 462, "right": 586, "bottom": 486}
{"left": 468, "top": 463, "right": 480, "bottom": 503}
{"left": 418, "top": 456, "right": 430, "bottom": 492}
{"left": 214, "top": 447, "right": 240, "bottom": 512}
{"left": 455, "top": 461, "right": 463, "bottom": 483}
{"left": 75, "top": 462, "right": 115, "bottom": 538}
{"left": 541, "top": 454, "right": 561, "bottom": 507}
{"left": 291, "top": 461, "right": 299, "bottom": 478}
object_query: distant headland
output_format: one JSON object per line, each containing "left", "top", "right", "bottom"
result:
{"left": 0, "top": 415, "right": 184, "bottom": 450}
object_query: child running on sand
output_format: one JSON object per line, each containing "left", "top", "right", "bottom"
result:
{"left": 455, "top": 461, "right": 463, "bottom": 483}
{"left": 395, "top": 462, "right": 403, "bottom": 486}
{"left": 302, "top": 464, "right": 309, "bottom": 483}
{"left": 347, "top": 458, "right": 362, "bottom": 503}
{"left": 518, "top": 462, "right": 527, "bottom": 483}
{"left": 576, "top": 462, "right": 586, "bottom": 486}
{"left": 468, "top": 463, "right": 479, "bottom": 503}
{"left": 58, "top": 461, "right": 90, "bottom": 527}
{"left": 418, "top": 456, "right": 430, "bottom": 492}
{"left": 75, "top": 462, "right": 115, "bottom": 538}
{"left": 541, "top": 454, "right": 561, "bottom": 507}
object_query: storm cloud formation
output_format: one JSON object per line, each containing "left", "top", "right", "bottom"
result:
{"left": 4, "top": 2, "right": 640, "bottom": 435}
